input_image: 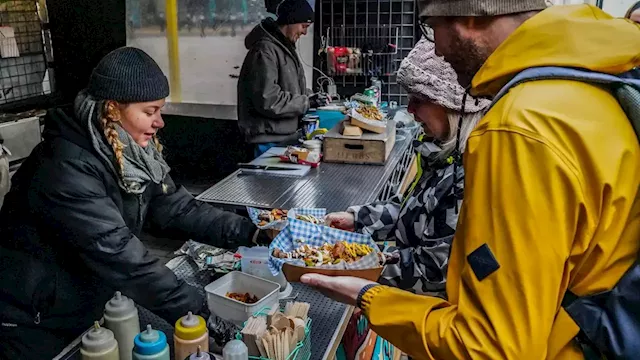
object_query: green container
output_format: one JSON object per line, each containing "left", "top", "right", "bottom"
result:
{"left": 236, "top": 308, "right": 312, "bottom": 360}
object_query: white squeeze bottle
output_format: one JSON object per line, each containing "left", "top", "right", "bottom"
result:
{"left": 223, "top": 340, "right": 248, "bottom": 360}
{"left": 81, "top": 321, "right": 120, "bottom": 360}
{"left": 104, "top": 291, "right": 140, "bottom": 360}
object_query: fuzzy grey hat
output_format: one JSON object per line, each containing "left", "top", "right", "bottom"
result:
{"left": 418, "top": 0, "right": 549, "bottom": 18}
{"left": 397, "top": 38, "right": 490, "bottom": 113}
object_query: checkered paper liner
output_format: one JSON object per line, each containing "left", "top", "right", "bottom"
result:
{"left": 287, "top": 208, "right": 326, "bottom": 224}
{"left": 248, "top": 207, "right": 326, "bottom": 230}
{"left": 268, "top": 218, "right": 380, "bottom": 275}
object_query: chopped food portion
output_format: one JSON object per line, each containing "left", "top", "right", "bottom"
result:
{"left": 273, "top": 241, "right": 375, "bottom": 267}
{"left": 226, "top": 292, "right": 259, "bottom": 304}
{"left": 355, "top": 105, "right": 384, "bottom": 121}
{"left": 295, "top": 214, "right": 324, "bottom": 225}
{"left": 257, "top": 209, "right": 288, "bottom": 226}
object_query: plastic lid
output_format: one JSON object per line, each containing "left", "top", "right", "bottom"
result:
{"left": 104, "top": 291, "right": 136, "bottom": 319}
{"left": 134, "top": 324, "right": 168, "bottom": 356}
{"left": 82, "top": 322, "right": 117, "bottom": 354}
{"left": 223, "top": 340, "right": 248, "bottom": 360}
{"left": 174, "top": 312, "right": 207, "bottom": 340}
{"left": 189, "top": 346, "right": 211, "bottom": 360}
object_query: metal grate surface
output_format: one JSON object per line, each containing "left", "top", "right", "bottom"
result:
{"left": 197, "top": 172, "right": 307, "bottom": 208}
{"left": 195, "top": 126, "right": 417, "bottom": 213}
{"left": 279, "top": 130, "right": 415, "bottom": 211}
{"left": 316, "top": 0, "right": 418, "bottom": 105}
{"left": 0, "top": 0, "right": 53, "bottom": 106}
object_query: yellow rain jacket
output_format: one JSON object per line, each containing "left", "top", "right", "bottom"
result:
{"left": 361, "top": 5, "right": 640, "bottom": 360}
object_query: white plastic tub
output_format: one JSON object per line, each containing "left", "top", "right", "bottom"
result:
{"left": 204, "top": 271, "right": 280, "bottom": 325}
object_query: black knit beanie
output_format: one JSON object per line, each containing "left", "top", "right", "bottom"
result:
{"left": 276, "top": 0, "right": 314, "bottom": 25}
{"left": 87, "top": 47, "right": 169, "bottom": 103}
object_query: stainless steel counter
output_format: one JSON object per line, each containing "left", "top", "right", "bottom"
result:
{"left": 196, "top": 127, "right": 419, "bottom": 212}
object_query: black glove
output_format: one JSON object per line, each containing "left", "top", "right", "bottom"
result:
{"left": 309, "top": 93, "right": 329, "bottom": 109}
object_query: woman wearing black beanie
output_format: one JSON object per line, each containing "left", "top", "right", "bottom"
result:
{"left": 0, "top": 47, "right": 265, "bottom": 358}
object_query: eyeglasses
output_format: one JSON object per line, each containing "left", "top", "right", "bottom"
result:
{"left": 419, "top": 21, "right": 434, "bottom": 43}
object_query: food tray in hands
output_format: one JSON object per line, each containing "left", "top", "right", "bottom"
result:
{"left": 248, "top": 208, "right": 290, "bottom": 231}
{"left": 268, "top": 218, "right": 384, "bottom": 282}
{"left": 247, "top": 208, "right": 327, "bottom": 231}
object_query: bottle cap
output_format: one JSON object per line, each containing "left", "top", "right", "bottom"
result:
{"left": 188, "top": 345, "right": 212, "bottom": 360}
{"left": 174, "top": 312, "right": 207, "bottom": 340}
{"left": 134, "top": 324, "right": 168, "bottom": 356}
{"left": 82, "top": 321, "right": 117, "bottom": 354}
{"left": 104, "top": 291, "right": 136, "bottom": 319}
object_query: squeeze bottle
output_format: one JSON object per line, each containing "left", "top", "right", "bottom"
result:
{"left": 186, "top": 346, "right": 213, "bottom": 360}
{"left": 104, "top": 291, "right": 140, "bottom": 360}
{"left": 81, "top": 321, "right": 120, "bottom": 360}
{"left": 132, "top": 324, "right": 170, "bottom": 360}
{"left": 223, "top": 340, "right": 248, "bottom": 360}
{"left": 174, "top": 312, "right": 209, "bottom": 360}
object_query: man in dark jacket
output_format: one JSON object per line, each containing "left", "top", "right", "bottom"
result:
{"left": 0, "top": 47, "right": 264, "bottom": 358}
{"left": 237, "top": 0, "right": 325, "bottom": 156}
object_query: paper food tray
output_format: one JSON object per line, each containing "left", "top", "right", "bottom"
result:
{"left": 248, "top": 207, "right": 289, "bottom": 231}
{"left": 248, "top": 208, "right": 327, "bottom": 231}
{"left": 268, "top": 218, "right": 384, "bottom": 282}
{"left": 349, "top": 108, "right": 387, "bottom": 133}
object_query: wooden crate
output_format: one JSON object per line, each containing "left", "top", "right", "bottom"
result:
{"left": 323, "top": 121, "right": 396, "bottom": 165}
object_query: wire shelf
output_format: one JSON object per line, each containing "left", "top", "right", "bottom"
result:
{"left": 0, "top": 0, "right": 53, "bottom": 106}
{"left": 316, "top": 0, "right": 418, "bottom": 105}
{"left": 324, "top": 25, "right": 399, "bottom": 77}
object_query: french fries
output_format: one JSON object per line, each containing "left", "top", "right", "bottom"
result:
{"left": 356, "top": 105, "right": 384, "bottom": 121}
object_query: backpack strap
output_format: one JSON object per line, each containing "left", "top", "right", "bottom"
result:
{"left": 489, "top": 66, "right": 640, "bottom": 112}
{"left": 562, "top": 290, "right": 606, "bottom": 359}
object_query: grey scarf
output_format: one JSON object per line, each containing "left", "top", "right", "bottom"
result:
{"left": 74, "top": 90, "right": 170, "bottom": 194}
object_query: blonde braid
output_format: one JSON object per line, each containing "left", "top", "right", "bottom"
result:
{"left": 153, "top": 135, "right": 163, "bottom": 154}
{"left": 102, "top": 101, "right": 126, "bottom": 177}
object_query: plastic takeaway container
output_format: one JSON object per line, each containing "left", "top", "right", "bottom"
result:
{"left": 204, "top": 271, "right": 280, "bottom": 325}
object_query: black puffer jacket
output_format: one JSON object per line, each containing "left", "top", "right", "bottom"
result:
{"left": 237, "top": 18, "right": 309, "bottom": 144}
{"left": 0, "top": 106, "right": 256, "bottom": 343}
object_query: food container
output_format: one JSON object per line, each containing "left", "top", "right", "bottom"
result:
{"left": 205, "top": 272, "right": 280, "bottom": 325}
{"left": 269, "top": 218, "right": 384, "bottom": 282}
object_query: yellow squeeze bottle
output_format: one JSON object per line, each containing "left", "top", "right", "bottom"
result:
{"left": 174, "top": 312, "right": 208, "bottom": 360}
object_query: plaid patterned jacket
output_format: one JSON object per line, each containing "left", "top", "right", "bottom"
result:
{"left": 348, "top": 141, "right": 463, "bottom": 297}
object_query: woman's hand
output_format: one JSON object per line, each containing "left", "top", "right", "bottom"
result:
{"left": 325, "top": 212, "right": 356, "bottom": 231}
{"left": 300, "top": 274, "right": 377, "bottom": 306}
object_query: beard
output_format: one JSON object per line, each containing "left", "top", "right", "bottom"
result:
{"left": 441, "top": 34, "right": 490, "bottom": 89}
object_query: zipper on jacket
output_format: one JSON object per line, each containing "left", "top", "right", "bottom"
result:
{"left": 34, "top": 311, "right": 40, "bottom": 325}
{"left": 137, "top": 194, "right": 144, "bottom": 226}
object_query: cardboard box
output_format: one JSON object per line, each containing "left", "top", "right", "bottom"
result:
{"left": 323, "top": 121, "right": 396, "bottom": 165}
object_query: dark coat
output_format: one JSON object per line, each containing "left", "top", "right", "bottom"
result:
{"left": 237, "top": 18, "right": 309, "bottom": 144}
{"left": 0, "top": 106, "right": 256, "bottom": 355}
